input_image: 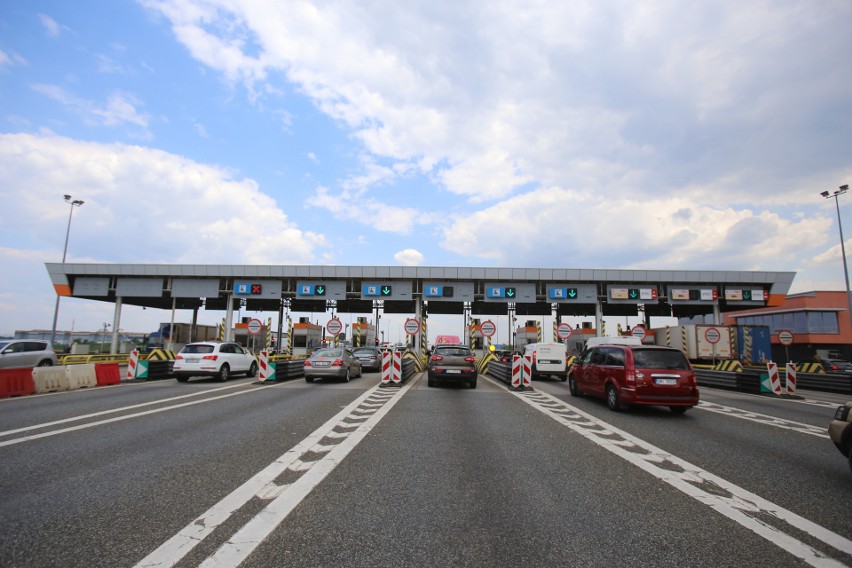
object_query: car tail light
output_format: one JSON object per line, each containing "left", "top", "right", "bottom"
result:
{"left": 626, "top": 371, "right": 636, "bottom": 385}
{"left": 304, "top": 360, "right": 311, "bottom": 367}
{"left": 431, "top": 355, "right": 444, "bottom": 362}
{"left": 464, "top": 356, "right": 476, "bottom": 363}
{"left": 332, "top": 358, "right": 344, "bottom": 366}
{"left": 202, "top": 355, "right": 218, "bottom": 361}
{"left": 176, "top": 355, "right": 184, "bottom": 360}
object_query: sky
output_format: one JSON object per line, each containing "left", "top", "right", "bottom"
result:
{"left": 1, "top": 0, "right": 851, "bottom": 345}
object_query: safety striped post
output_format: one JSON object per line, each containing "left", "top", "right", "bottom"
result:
{"left": 127, "top": 349, "right": 139, "bottom": 381}
{"left": 511, "top": 354, "right": 522, "bottom": 389}
{"left": 258, "top": 350, "right": 270, "bottom": 381}
{"left": 391, "top": 351, "right": 403, "bottom": 385}
{"left": 522, "top": 354, "right": 532, "bottom": 389}
{"left": 765, "top": 361, "right": 782, "bottom": 395}
{"left": 380, "top": 350, "right": 392, "bottom": 385}
{"left": 785, "top": 362, "right": 797, "bottom": 395}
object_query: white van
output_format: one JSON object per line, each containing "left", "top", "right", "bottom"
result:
{"left": 522, "top": 342, "right": 568, "bottom": 381}
{"left": 583, "top": 336, "right": 642, "bottom": 350}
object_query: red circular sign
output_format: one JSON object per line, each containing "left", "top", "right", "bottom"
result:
{"left": 404, "top": 318, "right": 420, "bottom": 335}
{"left": 778, "top": 329, "right": 794, "bottom": 346}
{"left": 247, "top": 318, "right": 263, "bottom": 335}
{"left": 557, "top": 323, "right": 573, "bottom": 340}
{"left": 480, "top": 320, "right": 496, "bottom": 337}
{"left": 704, "top": 326, "right": 722, "bottom": 344}
{"left": 631, "top": 325, "right": 646, "bottom": 340}
{"left": 326, "top": 318, "right": 343, "bottom": 336}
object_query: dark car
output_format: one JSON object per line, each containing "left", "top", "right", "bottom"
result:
{"left": 569, "top": 343, "right": 698, "bottom": 413}
{"left": 427, "top": 344, "right": 477, "bottom": 388}
{"left": 828, "top": 401, "right": 852, "bottom": 474}
{"left": 822, "top": 358, "right": 852, "bottom": 373}
{"left": 492, "top": 350, "right": 516, "bottom": 363}
{"left": 352, "top": 347, "right": 382, "bottom": 372}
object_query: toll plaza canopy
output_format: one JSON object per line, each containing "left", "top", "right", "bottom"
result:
{"left": 46, "top": 262, "right": 796, "bottom": 322}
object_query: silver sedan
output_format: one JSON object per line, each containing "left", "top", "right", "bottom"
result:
{"left": 304, "top": 347, "right": 363, "bottom": 383}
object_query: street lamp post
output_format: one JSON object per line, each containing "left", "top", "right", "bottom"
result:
{"left": 50, "top": 195, "right": 84, "bottom": 347}
{"left": 821, "top": 185, "right": 852, "bottom": 334}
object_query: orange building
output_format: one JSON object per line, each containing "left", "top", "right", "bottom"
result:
{"left": 722, "top": 291, "right": 852, "bottom": 361}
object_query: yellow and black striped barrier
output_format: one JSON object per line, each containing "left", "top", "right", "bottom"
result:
{"left": 796, "top": 362, "right": 825, "bottom": 374}
{"left": 145, "top": 349, "right": 176, "bottom": 361}
{"left": 715, "top": 360, "right": 744, "bottom": 372}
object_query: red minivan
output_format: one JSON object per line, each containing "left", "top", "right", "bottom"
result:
{"left": 569, "top": 344, "right": 699, "bottom": 413}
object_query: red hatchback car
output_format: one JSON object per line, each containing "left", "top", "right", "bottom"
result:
{"left": 569, "top": 344, "right": 699, "bottom": 413}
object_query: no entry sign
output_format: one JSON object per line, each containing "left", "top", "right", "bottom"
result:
{"left": 326, "top": 318, "right": 343, "bottom": 336}
{"left": 778, "top": 329, "right": 794, "bottom": 346}
{"left": 247, "top": 318, "right": 262, "bottom": 335}
{"left": 631, "top": 325, "right": 646, "bottom": 341}
{"left": 404, "top": 318, "right": 420, "bottom": 335}
{"left": 480, "top": 320, "right": 496, "bottom": 337}
{"left": 704, "top": 326, "right": 722, "bottom": 344}
{"left": 557, "top": 323, "right": 573, "bottom": 340}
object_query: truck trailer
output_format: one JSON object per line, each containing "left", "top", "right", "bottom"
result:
{"left": 146, "top": 322, "right": 219, "bottom": 352}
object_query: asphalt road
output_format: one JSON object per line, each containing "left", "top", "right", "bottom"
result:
{"left": 0, "top": 372, "right": 849, "bottom": 567}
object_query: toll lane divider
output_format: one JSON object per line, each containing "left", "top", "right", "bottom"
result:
{"left": 1, "top": 362, "right": 125, "bottom": 399}
{"left": 0, "top": 368, "right": 36, "bottom": 398}
{"left": 258, "top": 359, "right": 305, "bottom": 383}
{"left": 380, "top": 351, "right": 416, "bottom": 386}
{"left": 695, "top": 367, "right": 852, "bottom": 395}
{"left": 486, "top": 355, "right": 531, "bottom": 391}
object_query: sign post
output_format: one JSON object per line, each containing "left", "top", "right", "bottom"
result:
{"left": 556, "top": 323, "right": 573, "bottom": 341}
{"left": 326, "top": 318, "right": 343, "bottom": 336}
{"left": 631, "top": 325, "right": 647, "bottom": 342}
{"left": 704, "top": 326, "right": 722, "bottom": 367}
{"left": 404, "top": 318, "right": 420, "bottom": 336}
{"left": 247, "top": 318, "right": 263, "bottom": 353}
{"left": 778, "top": 329, "right": 794, "bottom": 364}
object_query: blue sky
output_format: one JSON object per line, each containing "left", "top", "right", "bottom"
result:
{"left": 1, "top": 0, "right": 851, "bottom": 343}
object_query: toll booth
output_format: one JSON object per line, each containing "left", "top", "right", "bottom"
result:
{"left": 292, "top": 318, "right": 324, "bottom": 356}
{"left": 350, "top": 317, "right": 377, "bottom": 348}
{"left": 514, "top": 320, "right": 543, "bottom": 351}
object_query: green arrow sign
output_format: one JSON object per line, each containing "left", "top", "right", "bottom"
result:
{"left": 505, "top": 287, "right": 516, "bottom": 298}
{"left": 567, "top": 288, "right": 577, "bottom": 299}
{"left": 381, "top": 286, "right": 392, "bottom": 296}
{"left": 629, "top": 289, "right": 639, "bottom": 299}
{"left": 315, "top": 285, "right": 325, "bottom": 296}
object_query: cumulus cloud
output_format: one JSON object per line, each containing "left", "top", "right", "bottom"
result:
{"left": 394, "top": 248, "right": 424, "bottom": 266}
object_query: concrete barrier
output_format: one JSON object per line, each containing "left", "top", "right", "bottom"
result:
{"left": 33, "top": 366, "right": 70, "bottom": 394}
{"left": 66, "top": 364, "right": 97, "bottom": 390}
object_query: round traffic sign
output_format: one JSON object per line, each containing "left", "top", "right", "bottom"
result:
{"left": 326, "top": 318, "right": 343, "bottom": 336}
{"left": 480, "top": 320, "right": 496, "bottom": 337}
{"left": 247, "top": 318, "right": 263, "bottom": 335}
{"left": 778, "top": 329, "right": 794, "bottom": 346}
{"left": 404, "top": 318, "right": 420, "bottom": 335}
{"left": 631, "top": 325, "right": 646, "bottom": 340}
{"left": 704, "top": 326, "right": 722, "bottom": 344}
{"left": 557, "top": 322, "right": 573, "bottom": 340}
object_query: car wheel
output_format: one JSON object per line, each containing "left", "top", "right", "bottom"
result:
{"left": 247, "top": 362, "right": 258, "bottom": 378}
{"left": 560, "top": 373, "right": 568, "bottom": 382}
{"left": 343, "top": 369, "right": 350, "bottom": 383}
{"left": 568, "top": 375, "right": 581, "bottom": 397}
{"left": 428, "top": 376, "right": 436, "bottom": 388}
{"left": 37, "top": 359, "right": 54, "bottom": 367}
{"left": 848, "top": 450, "right": 852, "bottom": 476}
{"left": 218, "top": 364, "right": 230, "bottom": 382}
{"left": 305, "top": 376, "right": 314, "bottom": 383}
{"left": 606, "top": 385, "right": 622, "bottom": 412}
{"left": 670, "top": 406, "right": 689, "bottom": 414}
{"left": 176, "top": 376, "right": 189, "bottom": 383}
{"left": 469, "top": 379, "right": 477, "bottom": 389}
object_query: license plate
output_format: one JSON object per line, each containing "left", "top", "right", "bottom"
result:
{"left": 187, "top": 358, "right": 199, "bottom": 363}
{"left": 446, "top": 370, "right": 462, "bottom": 374}
{"left": 313, "top": 361, "right": 330, "bottom": 367}
{"left": 656, "top": 378, "right": 677, "bottom": 385}
{"left": 538, "top": 360, "right": 557, "bottom": 364}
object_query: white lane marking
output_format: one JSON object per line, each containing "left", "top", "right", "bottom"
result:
{"left": 504, "top": 383, "right": 852, "bottom": 568}
{"left": 0, "top": 383, "right": 248, "bottom": 438}
{"left": 0, "top": 384, "right": 281, "bottom": 448}
{"left": 697, "top": 401, "right": 830, "bottom": 439}
{"left": 134, "top": 383, "right": 412, "bottom": 568}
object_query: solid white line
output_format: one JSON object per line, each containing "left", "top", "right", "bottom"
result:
{"left": 507, "top": 384, "right": 852, "bottom": 568}
{"left": 0, "top": 383, "right": 280, "bottom": 448}
{"left": 0, "top": 383, "right": 248, "bottom": 438}
{"left": 134, "top": 383, "right": 411, "bottom": 568}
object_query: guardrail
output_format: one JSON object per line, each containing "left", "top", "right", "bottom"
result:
{"left": 260, "top": 359, "right": 305, "bottom": 382}
{"left": 486, "top": 360, "right": 513, "bottom": 384}
{"left": 695, "top": 368, "right": 852, "bottom": 394}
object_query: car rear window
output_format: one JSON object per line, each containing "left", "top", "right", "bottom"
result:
{"left": 183, "top": 344, "right": 215, "bottom": 354}
{"left": 353, "top": 348, "right": 377, "bottom": 355}
{"left": 434, "top": 347, "right": 472, "bottom": 357}
{"left": 632, "top": 348, "right": 690, "bottom": 370}
{"left": 313, "top": 348, "right": 342, "bottom": 358}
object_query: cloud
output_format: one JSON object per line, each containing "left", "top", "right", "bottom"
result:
{"left": 38, "top": 14, "right": 62, "bottom": 37}
{"left": 31, "top": 84, "right": 151, "bottom": 131}
{"left": 394, "top": 248, "right": 424, "bottom": 266}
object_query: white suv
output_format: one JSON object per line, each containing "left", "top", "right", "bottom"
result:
{"left": 173, "top": 341, "right": 257, "bottom": 382}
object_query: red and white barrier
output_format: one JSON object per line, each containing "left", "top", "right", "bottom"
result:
{"left": 258, "top": 350, "right": 270, "bottom": 381}
{"left": 381, "top": 350, "right": 392, "bottom": 384}
{"left": 511, "top": 355, "right": 522, "bottom": 388}
{"left": 522, "top": 355, "right": 532, "bottom": 388}
{"left": 391, "top": 351, "right": 402, "bottom": 384}
{"left": 127, "top": 349, "right": 139, "bottom": 381}
{"left": 785, "top": 362, "right": 797, "bottom": 395}
{"left": 767, "top": 361, "right": 782, "bottom": 395}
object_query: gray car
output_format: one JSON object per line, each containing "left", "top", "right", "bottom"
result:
{"left": 0, "top": 340, "right": 58, "bottom": 369}
{"left": 427, "top": 344, "right": 477, "bottom": 388}
{"left": 304, "top": 347, "right": 363, "bottom": 383}
{"left": 352, "top": 347, "right": 382, "bottom": 372}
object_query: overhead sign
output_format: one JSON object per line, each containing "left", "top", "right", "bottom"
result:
{"left": 424, "top": 282, "right": 475, "bottom": 301}
{"left": 607, "top": 285, "right": 658, "bottom": 304}
{"left": 704, "top": 326, "right": 722, "bottom": 344}
{"left": 326, "top": 318, "right": 343, "bottom": 336}
{"left": 631, "top": 325, "right": 646, "bottom": 340}
{"left": 247, "top": 318, "right": 263, "bottom": 335}
{"left": 778, "top": 329, "right": 794, "bottom": 346}
{"left": 404, "top": 318, "right": 420, "bottom": 335}
{"left": 483, "top": 283, "right": 535, "bottom": 303}
{"left": 360, "top": 281, "right": 412, "bottom": 301}
{"left": 232, "top": 281, "right": 282, "bottom": 299}
{"left": 548, "top": 283, "right": 597, "bottom": 303}
{"left": 668, "top": 287, "right": 719, "bottom": 304}
{"left": 479, "top": 320, "right": 496, "bottom": 337}
{"left": 296, "top": 281, "right": 346, "bottom": 300}
{"left": 556, "top": 322, "right": 573, "bottom": 340}
{"left": 724, "top": 288, "right": 768, "bottom": 303}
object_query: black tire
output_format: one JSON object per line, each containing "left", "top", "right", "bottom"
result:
{"left": 37, "top": 359, "right": 54, "bottom": 367}
{"left": 247, "top": 362, "right": 258, "bottom": 378}
{"left": 606, "top": 384, "right": 622, "bottom": 412}
{"left": 176, "top": 376, "right": 189, "bottom": 383}
{"left": 560, "top": 373, "right": 568, "bottom": 382}
{"left": 428, "top": 375, "right": 436, "bottom": 388}
{"left": 469, "top": 379, "right": 477, "bottom": 389}
{"left": 568, "top": 375, "right": 581, "bottom": 397}
{"left": 218, "top": 364, "right": 230, "bottom": 382}
{"left": 670, "top": 406, "right": 689, "bottom": 414}
{"left": 305, "top": 376, "right": 314, "bottom": 383}
{"left": 343, "top": 369, "right": 350, "bottom": 383}
{"left": 848, "top": 450, "right": 852, "bottom": 476}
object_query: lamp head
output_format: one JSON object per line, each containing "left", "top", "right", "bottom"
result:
{"left": 73, "top": 200, "right": 84, "bottom": 206}
{"left": 64, "top": 194, "right": 72, "bottom": 201}
{"left": 821, "top": 191, "right": 830, "bottom": 198}
{"left": 841, "top": 185, "right": 849, "bottom": 191}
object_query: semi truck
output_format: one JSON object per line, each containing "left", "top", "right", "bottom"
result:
{"left": 653, "top": 324, "right": 733, "bottom": 361}
{"left": 146, "top": 322, "right": 218, "bottom": 352}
